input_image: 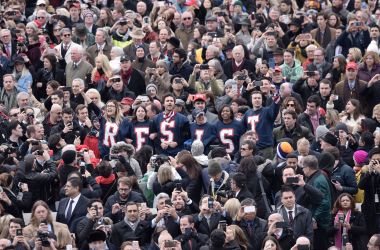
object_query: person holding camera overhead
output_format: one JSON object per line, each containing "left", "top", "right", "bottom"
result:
{"left": 188, "top": 64, "right": 224, "bottom": 97}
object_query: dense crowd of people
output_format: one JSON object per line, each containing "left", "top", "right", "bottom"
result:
{"left": 1, "top": 0, "right": 380, "bottom": 250}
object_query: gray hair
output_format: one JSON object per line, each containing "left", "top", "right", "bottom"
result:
{"left": 72, "top": 78, "right": 85, "bottom": 88}
{"left": 59, "top": 28, "right": 71, "bottom": 36}
{"left": 303, "top": 155, "right": 319, "bottom": 170}
{"left": 16, "top": 92, "right": 29, "bottom": 101}
{"left": 111, "top": 46, "right": 124, "bottom": 57}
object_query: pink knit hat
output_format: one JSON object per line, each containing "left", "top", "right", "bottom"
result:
{"left": 353, "top": 150, "right": 368, "bottom": 166}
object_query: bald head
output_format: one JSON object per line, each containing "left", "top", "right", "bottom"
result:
{"left": 267, "top": 213, "right": 283, "bottom": 228}
{"left": 296, "top": 236, "right": 310, "bottom": 247}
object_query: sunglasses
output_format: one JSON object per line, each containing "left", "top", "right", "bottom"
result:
{"left": 112, "top": 78, "right": 121, "bottom": 83}
{"left": 63, "top": 34, "right": 71, "bottom": 37}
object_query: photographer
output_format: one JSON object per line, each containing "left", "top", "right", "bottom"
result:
{"left": 50, "top": 107, "right": 86, "bottom": 144}
{"left": 144, "top": 59, "right": 172, "bottom": 100}
{"left": 266, "top": 213, "right": 296, "bottom": 250}
{"left": 0, "top": 218, "right": 29, "bottom": 249}
{"left": 76, "top": 199, "right": 112, "bottom": 248}
{"left": 175, "top": 215, "right": 208, "bottom": 250}
{"left": 234, "top": 198, "right": 268, "bottom": 250}
{"left": 23, "top": 148, "right": 56, "bottom": 207}
{"left": 151, "top": 192, "right": 181, "bottom": 238}
{"left": 194, "top": 195, "right": 232, "bottom": 237}
{"left": 358, "top": 148, "right": 380, "bottom": 236}
{"left": 292, "top": 70, "right": 321, "bottom": 107}
{"left": 104, "top": 177, "right": 145, "bottom": 224}
{"left": 188, "top": 64, "right": 224, "bottom": 97}
{"left": 111, "top": 142, "right": 142, "bottom": 179}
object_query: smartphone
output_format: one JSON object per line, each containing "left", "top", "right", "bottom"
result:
{"left": 165, "top": 199, "right": 172, "bottom": 206}
{"left": 286, "top": 176, "right": 299, "bottom": 184}
{"left": 200, "top": 64, "right": 209, "bottom": 70}
{"left": 175, "top": 78, "right": 182, "bottom": 84}
{"left": 254, "top": 80, "right": 262, "bottom": 87}
{"left": 137, "top": 95, "right": 150, "bottom": 102}
{"left": 156, "top": 1, "right": 165, "bottom": 7}
{"left": 16, "top": 229, "right": 22, "bottom": 236}
{"left": 338, "top": 213, "right": 344, "bottom": 223}
{"left": 67, "top": 122, "right": 73, "bottom": 127}
{"left": 164, "top": 240, "right": 177, "bottom": 248}
{"left": 237, "top": 75, "right": 246, "bottom": 81}
{"left": 184, "top": 227, "right": 192, "bottom": 236}
{"left": 331, "top": 179, "right": 338, "bottom": 184}
{"left": 175, "top": 183, "right": 182, "bottom": 191}
{"left": 219, "top": 220, "right": 227, "bottom": 231}
{"left": 251, "top": 12, "right": 255, "bottom": 20}
{"left": 231, "top": 84, "right": 237, "bottom": 93}
{"left": 208, "top": 198, "right": 214, "bottom": 209}
{"left": 354, "top": 21, "right": 362, "bottom": 27}
{"left": 80, "top": 163, "right": 86, "bottom": 175}
{"left": 208, "top": 32, "right": 217, "bottom": 37}
{"left": 143, "top": 16, "right": 150, "bottom": 24}
{"left": 333, "top": 95, "right": 339, "bottom": 100}
{"left": 275, "top": 221, "right": 287, "bottom": 228}
{"left": 244, "top": 206, "right": 256, "bottom": 213}
{"left": 140, "top": 202, "right": 147, "bottom": 210}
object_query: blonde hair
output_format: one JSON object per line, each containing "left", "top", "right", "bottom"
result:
{"left": 85, "top": 88, "right": 104, "bottom": 108}
{"left": 157, "top": 163, "right": 174, "bottom": 184}
{"left": 297, "top": 137, "right": 310, "bottom": 148}
{"left": 105, "top": 99, "right": 124, "bottom": 125}
{"left": 29, "top": 201, "right": 54, "bottom": 227}
{"left": 223, "top": 198, "right": 241, "bottom": 220}
{"left": 373, "top": 104, "right": 380, "bottom": 118}
{"left": 91, "top": 54, "right": 113, "bottom": 80}
{"left": 228, "top": 225, "right": 249, "bottom": 250}
{"left": 348, "top": 47, "right": 362, "bottom": 63}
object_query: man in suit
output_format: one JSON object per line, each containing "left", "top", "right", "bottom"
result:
{"left": 54, "top": 28, "right": 81, "bottom": 67}
{"left": 310, "top": 13, "right": 336, "bottom": 49}
{"left": 234, "top": 198, "right": 268, "bottom": 250}
{"left": 277, "top": 185, "right": 314, "bottom": 243}
{"left": 0, "top": 29, "right": 16, "bottom": 60}
{"left": 230, "top": 172, "right": 254, "bottom": 202}
{"left": 266, "top": 213, "right": 296, "bottom": 250}
{"left": 57, "top": 177, "right": 90, "bottom": 232}
{"left": 194, "top": 195, "right": 232, "bottom": 237}
{"left": 123, "top": 28, "right": 148, "bottom": 61}
{"left": 65, "top": 47, "right": 93, "bottom": 87}
{"left": 110, "top": 201, "right": 152, "bottom": 249}
{"left": 87, "top": 28, "right": 112, "bottom": 64}
{"left": 175, "top": 215, "right": 209, "bottom": 250}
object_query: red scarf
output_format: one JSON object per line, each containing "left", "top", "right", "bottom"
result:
{"left": 96, "top": 174, "right": 116, "bottom": 185}
{"left": 163, "top": 110, "right": 176, "bottom": 122}
{"left": 121, "top": 68, "right": 133, "bottom": 86}
{"left": 334, "top": 210, "right": 351, "bottom": 249}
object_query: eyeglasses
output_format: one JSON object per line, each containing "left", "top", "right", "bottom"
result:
{"left": 183, "top": 17, "right": 192, "bottom": 20}
{"left": 37, "top": 16, "right": 46, "bottom": 19}
{"left": 63, "top": 34, "right": 71, "bottom": 37}
{"left": 287, "top": 103, "right": 295, "bottom": 107}
{"left": 112, "top": 78, "right": 121, "bottom": 83}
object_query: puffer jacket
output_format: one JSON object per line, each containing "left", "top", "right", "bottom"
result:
{"left": 280, "top": 59, "right": 304, "bottom": 84}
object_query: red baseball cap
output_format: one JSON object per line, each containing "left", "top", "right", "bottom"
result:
{"left": 193, "top": 94, "right": 206, "bottom": 102}
{"left": 346, "top": 62, "right": 358, "bottom": 71}
{"left": 121, "top": 97, "right": 134, "bottom": 106}
{"left": 274, "top": 66, "right": 282, "bottom": 73}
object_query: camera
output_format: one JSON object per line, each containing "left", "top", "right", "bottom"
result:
{"left": 151, "top": 154, "right": 169, "bottom": 172}
{"left": 4, "top": 146, "right": 17, "bottom": 155}
{"left": 199, "top": 64, "right": 209, "bottom": 70}
{"left": 37, "top": 231, "right": 50, "bottom": 247}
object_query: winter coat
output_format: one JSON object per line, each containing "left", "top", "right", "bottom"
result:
{"left": 273, "top": 124, "right": 314, "bottom": 149}
{"left": 280, "top": 59, "right": 304, "bottom": 84}
{"left": 331, "top": 161, "right": 358, "bottom": 195}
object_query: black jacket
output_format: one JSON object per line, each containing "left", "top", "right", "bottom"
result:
{"left": 358, "top": 171, "right": 380, "bottom": 236}
{"left": 277, "top": 204, "right": 314, "bottom": 244}
{"left": 327, "top": 210, "right": 368, "bottom": 250}
{"left": 110, "top": 219, "right": 152, "bottom": 249}
{"left": 175, "top": 230, "right": 209, "bottom": 250}
{"left": 104, "top": 191, "right": 145, "bottom": 223}
{"left": 194, "top": 212, "right": 232, "bottom": 236}
{"left": 233, "top": 217, "right": 268, "bottom": 250}
{"left": 24, "top": 160, "right": 58, "bottom": 206}
{"left": 297, "top": 112, "right": 325, "bottom": 135}
{"left": 50, "top": 120, "right": 87, "bottom": 144}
